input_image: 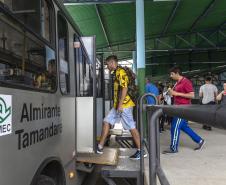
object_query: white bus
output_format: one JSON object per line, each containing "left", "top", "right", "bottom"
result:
{"left": 0, "top": 0, "right": 103, "bottom": 184}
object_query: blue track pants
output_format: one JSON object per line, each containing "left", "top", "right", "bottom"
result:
{"left": 170, "top": 117, "right": 202, "bottom": 151}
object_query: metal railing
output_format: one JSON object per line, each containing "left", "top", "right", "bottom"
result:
{"left": 136, "top": 93, "right": 158, "bottom": 185}
{"left": 145, "top": 102, "right": 226, "bottom": 185}
{"left": 147, "top": 108, "right": 170, "bottom": 185}
{"left": 136, "top": 92, "right": 170, "bottom": 185}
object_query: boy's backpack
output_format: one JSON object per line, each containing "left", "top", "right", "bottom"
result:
{"left": 118, "top": 66, "right": 139, "bottom": 103}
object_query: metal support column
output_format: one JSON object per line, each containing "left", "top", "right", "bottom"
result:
{"left": 136, "top": 0, "right": 145, "bottom": 95}
{"left": 132, "top": 51, "right": 137, "bottom": 75}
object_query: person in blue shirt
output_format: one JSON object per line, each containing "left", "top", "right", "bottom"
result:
{"left": 145, "top": 78, "right": 159, "bottom": 105}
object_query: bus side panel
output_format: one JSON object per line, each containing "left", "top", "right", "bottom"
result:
{"left": 60, "top": 97, "right": 76, "bottom": 185}
{"left": 0, "top": 88, "right": 76, "bottom": 184}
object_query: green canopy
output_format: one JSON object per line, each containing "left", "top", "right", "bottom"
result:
{"left": 66, "top": 0, "right": 226, "bottom": 76}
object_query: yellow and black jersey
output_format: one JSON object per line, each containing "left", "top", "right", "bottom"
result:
{"left": 113, "top": 67, "right": 135, "bottom": 108}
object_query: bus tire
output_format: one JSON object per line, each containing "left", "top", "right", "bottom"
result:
{"left": 37, "top": 175, "right": 56, "bottom": 185}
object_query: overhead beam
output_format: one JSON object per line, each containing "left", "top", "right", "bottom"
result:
{"left": 196, "top": 21, "right": 226, "bottom": 46}
{"left": 99, "top": 26, "right": 225, "bottom": 50}
{"left": 96, "top": 47, "right": 226, "bottom": 53}
{"left": 176, "top": 35, "right": 195, "bottom": 47}
{"left": 64, "top": 0, "right": 134, "bottom": 5}
{"left": 145, "top": 50, "right": 219, "bottom": 60}
{"left": 146, "top": 61, "right": 226, "bottom": 66}
{"left": 197, "top": 32, "right": 216, "bottom": 47}
{"left": 196, "top": 29, "right": 219, "bottom": 47}
{"left": 156, "top": 38, "right": 173, "bottom": 49}
{"left": 161, "top": 0, "right": 180, "bottom": 35}
{"left": 218, "top": 21, "right": 226, "bottom": 30}
{"left": 208, "top": 21, "right": 226, "bottom": 36}
{"left": 217, "top": 30, "right": 226, "bottom": 46}
{"left": 189, "top": 0, "right": 217, "bottom": 32}
{"left": 219, "top": 30, "right": 226, "bottom": 38}
{"left": 94, "top": 5, "right": 112, "bottom": 52}
{"left": 97, "top": 28, "right": 226, "bottom": 52}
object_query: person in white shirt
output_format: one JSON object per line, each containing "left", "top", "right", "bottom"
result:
{"left": 199, "top": 76, "right": 218, "bottom": 130}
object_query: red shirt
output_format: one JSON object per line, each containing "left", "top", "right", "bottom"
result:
{"left": 174, "top": 77, "right": 193, "bottom": 105}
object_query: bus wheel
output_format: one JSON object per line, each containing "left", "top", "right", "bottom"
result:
{"left": 37, "top": 175, "right": 56, "bottom": 185}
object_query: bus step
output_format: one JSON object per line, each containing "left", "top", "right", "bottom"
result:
{"left": 101, "top": 148, "right": 141, "bottom": 185}
{"left": 115, "top": 134, "right": 135, "bottom": 148}
{"left": 76, "top": 162, "right": 95, "bottom": 173}
{"left": 76, "top": 147, "right": 119, "bottom": 166}
{"left": 110, "top": 128, "right": 123, "bottom": 136}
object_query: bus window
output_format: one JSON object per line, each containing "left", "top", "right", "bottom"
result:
{"left": 11, "top": 0, "right": 54, "bottom": 45}
{"left": 0, "top": 11, "right": 56, "bottom": 91}
{"left": 57, "top": 13, "right": 70, "bottom": 94}
{"left": 12, "top": 0, "right": 41, "bottom": 35}
{"left": 34, "top": 47, "right": 57, "bottom": 91}
{"left": 76, "top": 48, "right": 93, "bottom": 97}
{"left": 41, "top": 0, "right": 54, "bottom": 44}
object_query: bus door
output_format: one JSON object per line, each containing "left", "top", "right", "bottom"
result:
{"left": 74, "top": 36, "right": 103, "bottom": 154}
{"left": 95, "top": 57, "right": 105, "bottom": 141}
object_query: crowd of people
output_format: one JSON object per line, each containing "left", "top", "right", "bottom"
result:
{"left": 146, "top": 67, "right": 226, "bottom": 154}
{"left": 97, "top": 54, "right": 226, "bottom": 159}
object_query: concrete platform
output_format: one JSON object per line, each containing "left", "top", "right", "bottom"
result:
{"left": 144, "top": 122, "right": 226, "bottom": 185}
{"left": 101, "top": 148, "right": 141, "bottom": 185}
{"left": 101, "top": 148, "right": 140, "bottom": 177}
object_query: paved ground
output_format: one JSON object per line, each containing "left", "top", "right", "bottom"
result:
{"left": 145, "top": 122, "right": 226, "bottom": 185}
{"left": 83, "top": 122, "right": 226, "bottom": 185}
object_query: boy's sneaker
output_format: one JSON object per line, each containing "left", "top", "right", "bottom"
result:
{"left": 129, "top": 150, "right": 147, "bottom": 160}
{"left": 194, "top": 139, "right": 205, "bottom": 151}
{"left": 162, "top": 149, "right": 178, "bottom": 154}
{"left": 96, "top": 145, "right": 103, "bottom": 154}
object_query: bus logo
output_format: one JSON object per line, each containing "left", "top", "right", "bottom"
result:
{"left": 0, "top": 97, "right": 11, "bottom": 123}
{"left": 0, "top": 95, "right": 12, "bottom": 136}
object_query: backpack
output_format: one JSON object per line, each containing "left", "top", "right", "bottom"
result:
{"left": 118, "top": 66, "right": 139, "bottom": 103}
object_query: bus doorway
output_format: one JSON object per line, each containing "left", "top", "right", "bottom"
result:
{"left": 74, "top": 36, "right": 103, "bottom": 154}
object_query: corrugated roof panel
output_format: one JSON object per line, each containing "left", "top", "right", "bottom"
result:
{"left": 195, "top": 1, "right": 226, "bottom": 31}
{"left": 99, "top": 4, "right": 135, "bottom": 45}
{"left": 65, "top": 0, "right": 226, "bottom": 75}
{"left": 66, "top": 5, "right": 107, "bottom": 47}
{"left": 67, "top": 5, "right": 96, "bottom": 22}
{"left": 145, "top": 1, "right": 175, "bottom": 35}
{"left": 168, "top": 0, "right": 213, "bottom": 33}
